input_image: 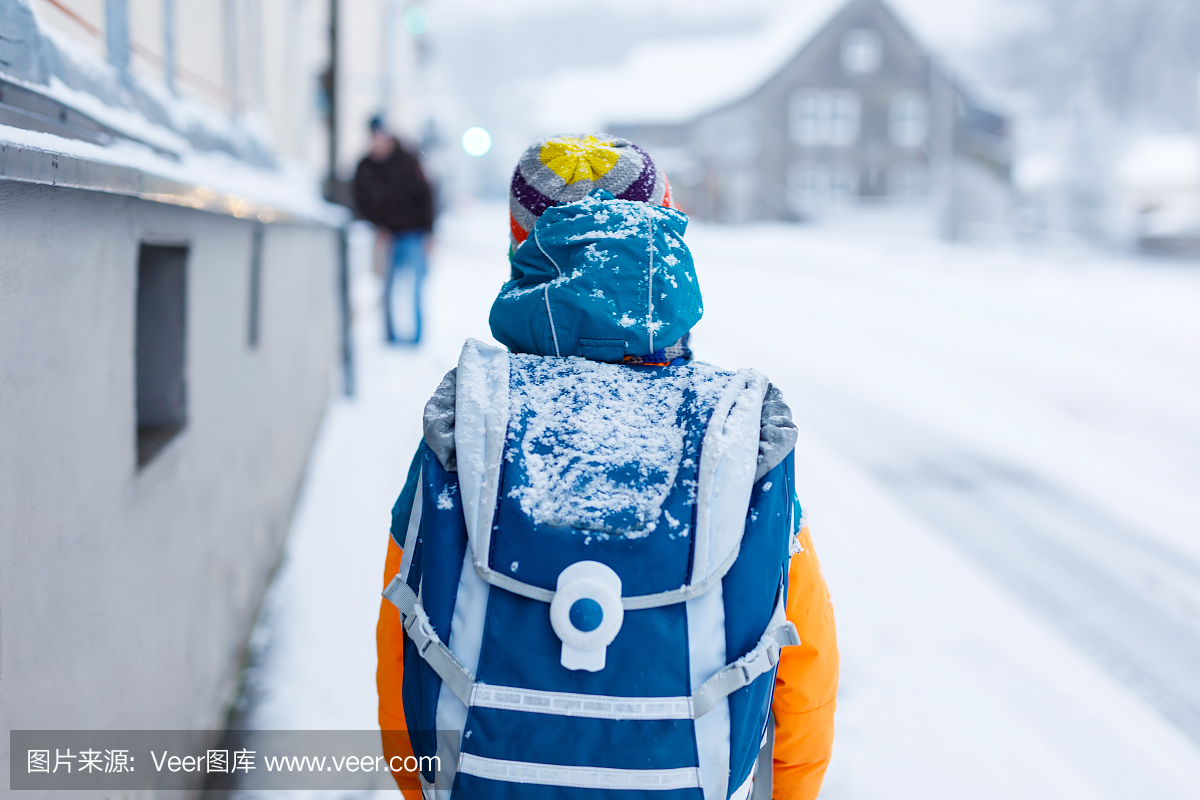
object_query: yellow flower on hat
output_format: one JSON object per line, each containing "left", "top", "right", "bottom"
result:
{"left": 539, "top": 136, "right": 621, "bottom": 184}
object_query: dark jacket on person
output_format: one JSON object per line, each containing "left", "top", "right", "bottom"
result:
{"left": 352, "top": 139, "right": 435, "bottom": 234}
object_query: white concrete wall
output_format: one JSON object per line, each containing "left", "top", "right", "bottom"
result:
{"left": 0, "top": 182, "right": 338, "bottom": 758}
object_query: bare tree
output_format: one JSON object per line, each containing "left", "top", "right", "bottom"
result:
{"left": 1002, "top": 0, "right": 1200, "bottom": 130}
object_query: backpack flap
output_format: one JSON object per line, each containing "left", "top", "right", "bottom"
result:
{"left": 455, "top": 338, "right": 768, "bottom": 609}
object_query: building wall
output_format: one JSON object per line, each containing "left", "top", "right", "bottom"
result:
{"left": 23, "top": 0, "right": 428, "bottom": 182}
{"left": 0, "top": 182, "right": 337, "bottom": 744}
{"left": 27, "top": 0, "right": 330, "bottom": 164}
{"left": 613, "top": 0, "right": 1010, "bottom": 230}
{"left": 29, "top": 0, "right": 105, "bottom": 60}
{"left": 610, "top": 0, "right": 992, "bottom": 224}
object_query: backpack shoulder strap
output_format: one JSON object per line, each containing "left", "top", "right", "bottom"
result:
{"left": 382, "top": 576, "right": 475, "bottom": 706}
{"left": 692, "top": 588, "right": 799, "bottom": 716}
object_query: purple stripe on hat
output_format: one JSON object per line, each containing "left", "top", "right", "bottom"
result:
{"left": 511, "top": 168, "right": 557, "bottom": 223}
{"left": 616, "top": 144, "right": 658, "bottom": 203}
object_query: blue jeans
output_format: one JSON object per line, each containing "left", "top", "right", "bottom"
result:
{"left": 384, "top": 231, "right": 427, "bottom": 344}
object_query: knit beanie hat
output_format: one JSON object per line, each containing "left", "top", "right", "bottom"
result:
{"left": 509, "top": 133, "right": 673, "bottom": 255}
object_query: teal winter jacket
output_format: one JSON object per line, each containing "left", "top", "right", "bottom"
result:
{"left": 489, "top": 189, "right": 704, "bottom": 361}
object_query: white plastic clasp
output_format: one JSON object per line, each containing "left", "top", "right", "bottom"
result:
{"left": 739, "top": 646, "right": 772, "bottom": 683}
{"left": 549, "top": 561, "right": 624, "bottom": 672}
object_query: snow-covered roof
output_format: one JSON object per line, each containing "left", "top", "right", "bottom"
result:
{"left": 526, "top": 0, "right": 846, "bottom": 132}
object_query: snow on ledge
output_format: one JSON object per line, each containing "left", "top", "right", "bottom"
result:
{"left": 0, "top": 122, "right": 347, "bottom": 226}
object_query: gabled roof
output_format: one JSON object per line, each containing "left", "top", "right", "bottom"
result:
{"left": 526, "top": 0, "right": 849, "bottom": 131}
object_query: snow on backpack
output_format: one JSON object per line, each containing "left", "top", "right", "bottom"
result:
{"left": 384, "top": 339, "right": 800, "bottom": 799}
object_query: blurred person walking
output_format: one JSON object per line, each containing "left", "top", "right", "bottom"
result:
{"left": 352, "top": 116, "right": 435, "bottom": 344}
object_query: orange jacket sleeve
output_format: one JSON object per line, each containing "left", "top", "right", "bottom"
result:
{"left": 377, "top": 535, "right": 423, "bottom": 800}
{"left": 771, "top": 523, "right": 839, "bottom": 799}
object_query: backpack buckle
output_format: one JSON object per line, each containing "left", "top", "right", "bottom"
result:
{"left": 549, "top": 561, "right": 625, "bottom": 672}
{"left": 738, "top": 642, "right": 780, "bottom": 685}
{"left": 402, "top": 604, "right": 437, "bottom": 654}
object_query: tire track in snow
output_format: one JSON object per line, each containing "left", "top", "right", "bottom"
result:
{"left": 804, "top": 386, "right": 1200, "bottom": 746}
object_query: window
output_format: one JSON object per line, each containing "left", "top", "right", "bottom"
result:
{"left": 890, "top": 92, "right": 929, "bottom": 147}
{"left": 788, "top": 163, "right": 824, "bottom": 211}
{"left": 888, "top": 162, "right": 927, "bottom": 196}
{"left": 829, "top": 93, "right": 861, "bottom": 146}
{"left": 788, "top": 162, "right": 860, "bottom": 212}
{"left": 789, "top": 90, "right": 861, "bottom": 147}
{"left": 135, "top": 244, "right": 188, "bottom": 467}
{"left": 830, "top": 164, "right": 859, "bottom": 197}
{"left": 791, "top": 92, "right": 824, "bottom": 146}
{"left": 841, "top": 29, "right": 882, "bottom": 74}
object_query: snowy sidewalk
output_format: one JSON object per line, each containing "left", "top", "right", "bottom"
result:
{"left": 233, "top": 203, "right": 1200, "bottom": 799}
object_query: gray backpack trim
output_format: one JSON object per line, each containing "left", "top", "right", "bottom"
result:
{"left": 422, "top": 371, "right": 798, "bottom": 480}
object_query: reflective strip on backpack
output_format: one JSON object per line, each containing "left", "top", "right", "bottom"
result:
{"left": 457, "top": 753, "right": 703, "bottom": 791}
{"left": 470, "top": 684, "right": 693, "bottom": 720}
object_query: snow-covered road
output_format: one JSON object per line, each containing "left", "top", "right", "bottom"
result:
{"left": 690, "top": 216, "right": 1200, "bottom": 730}
{"left": 233, "top": 203, "right": 1200, "bottom": 799}
{"left": 691, "top": 215, "right": 1200, "bottom": 796}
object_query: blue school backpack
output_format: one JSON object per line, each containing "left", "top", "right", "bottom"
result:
{"left": 384, "top": 339, "right": 800, "bottom": 799}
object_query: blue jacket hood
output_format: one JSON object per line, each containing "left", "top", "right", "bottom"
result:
{"left": 489, "top": 189, "right": 703, "bottom": 362}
